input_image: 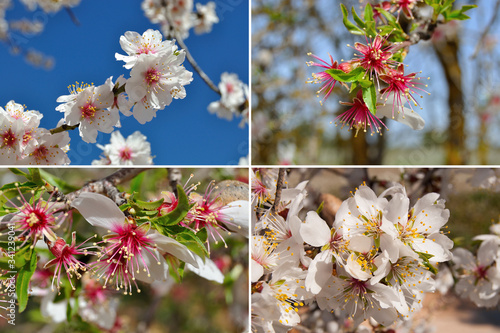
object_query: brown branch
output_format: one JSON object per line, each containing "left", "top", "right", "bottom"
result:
{"left": 164, "top": 15, "right": 221, "bottom": 95}
{"left": 49, "top": 123, "right": 79, "bottom": 135}
{"left": 270, "top": 168, "right": 285, "bottom": 214}
{"left": 51, "top": 168, "right": 150, "bottom": 206}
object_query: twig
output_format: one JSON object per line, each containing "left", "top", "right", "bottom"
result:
{"left": 64, "top": 7, "right": 80, "bottom": 26}
{"left": 49, "top": 123, "right": 79, "bottom": 135}
{"left": 270, "top": 168, "right": 285, "bottom": 214}
{"left": 51, "top": 168, "right": 150, "bottom": 206}
{"left": 164, "top": 16, "right": 221, "bottom": 95}
{"left": 470, "top": 0, "right": 500, "bottom": 59}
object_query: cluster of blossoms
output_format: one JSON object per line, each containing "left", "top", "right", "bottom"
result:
{"left": 208, "top": 72, "right": 249, "bottom": 127}
{"left": 307, "top": 2, "right": 430, "bottom": 136}
{"left": 0, "top": 101, "right": 70, "bottom": 164}
{"left": 161, "top": 179, "right": 249, "bottom": 250}
{"left": 0, "top": 29, "right": 192, "bottom": 165}
{"left": 142, "top": 0, "right": 219, "bottom": 39}
{"left": 1, "top": 173, "right": 248, "bottom": 328}
{"left": 56, "top": 28, "right": 193, "bottom": 141}
{"left": 92, "top": 130, "right": 153, "bottom": 165}
{"left": 251, "top": 170, "right": 453, "bottom": 332}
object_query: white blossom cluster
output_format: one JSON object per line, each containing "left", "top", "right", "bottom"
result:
{"left": 142, "top": 0, "right": 219, "bottom": 39}
{"left": 209, "top": 72, "right": 249, "bottom": 127}
{"left": 0, "top": 100, "right": 70, "bottom": 165}
{"left": 251, "top": 170, "right": 454, "bottom": 333}
{"left": 56, "top": 29, "right": 193, "bottom": 144}
{"left": 0, "top": 29, "right": 192, "bottom": 165}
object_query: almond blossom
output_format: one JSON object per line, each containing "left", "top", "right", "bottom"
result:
{"left": 71, "top": 192, "right": 198, "bottom": 295}
{"left": 125, "top": 51, "right": 193, "bottom": 124}
{"left": 56, "top": 78, "right": 119, "bottom": 143}
{"left": 94, "top": 130, "right": 153, "bottom": 165}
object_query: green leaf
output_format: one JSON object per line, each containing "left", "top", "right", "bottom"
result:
{"left": 351, "top": 6, "right": 365, "bottom": 28}
{"left": 28, "top": 168, "right": 44, "bottom": 186}
{"left": 130, "top": 172, "right": 145, "bottom": 193}
{"left": 16, "top": 251, "right": 38, "bottom": 312}
{"left": 358, "top": 78, "right": 373, "bottom": 88}
{"left": 444, "top": 4, "right": 476, "bottom": 21}
{"left": 133, "top": 198, "right": 164, "bottom": 211}
{"left": 150, "top": 185, "right": 192, "bottom": 227}
{"left": 363, "top": 3, "right": 377, "bottom": 38}
{"left": 39, "top": 170, "right": 79, "bottom": 192}
{"left": 325, "top": 66, "right": 365, "bottom": 83}
{"left": 341, "top": 3, "right": 364, "bottom": 35}
{"left": 176, "top": 229, "right": 208, "bottom": 258}
{"left": 374, "top": 7, "right": 396, "bottom": 24}
{"left": 8, "top": 168, "right": 29, "bottom": 179}
{"left": 362, "top": 84, "right": 377, "bottom": 115}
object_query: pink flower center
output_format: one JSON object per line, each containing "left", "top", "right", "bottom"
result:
{"left": 226, "top": 83, "right": 234, "bottom": 93}
{"left": 138, "top": 43, "right": 154, "bottom": 55}
{"left": 475, "top": 266, "right": 489, "bottom": 280}
{"left": 119, "top": 146, "right": 133, "bottom": 161}
{"left": 33, "top": 145, "right": 49, "bottom": 161}
{"left": 23, "top": 130, "right": 33, "bottom": 146}
{"left": 145, "top": 67, "right": 161, "bottom": 86}
{"left": 2, "top": 129, "right": 17, "bottom": 148}
{"left": 81, "top": 103, "right": 98, "bottom": 119}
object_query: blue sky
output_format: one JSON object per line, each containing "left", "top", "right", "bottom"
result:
{"left": 0, "top": 0, "right": 249, "bottom": 165}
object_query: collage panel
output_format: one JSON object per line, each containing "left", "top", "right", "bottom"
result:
{"left": 0, "top": 167, "right": 249, "bottom": 332}
{"left": 0, "top": 0, "right": 249, "bottom": 166}
{"left": 252, "top": 0, "right": 499, "bottom": 165}
{"left": 251, "top": 167, "right": 500, "bottom": 332}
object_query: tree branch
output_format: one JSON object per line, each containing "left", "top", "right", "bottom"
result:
{"left": 49, "top": 123, "right": 79, "bottom": 135}
{"left": 164, "top": 16, "right": 221, "bottom": 95}
{"left": 51, "top": 168, "right": 150, "bottom": 206}
{"left": 270, "top": 168, "right": 285, "bottom": 214}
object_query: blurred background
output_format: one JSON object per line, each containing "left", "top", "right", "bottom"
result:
{"left": 0, "top": 168, "right": 249, "bottom": 333}
{"left": 252, "top": 0, "right": 500, "bottom": 165}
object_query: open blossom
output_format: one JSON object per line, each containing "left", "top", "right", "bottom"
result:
{"left": 306, "top": 53, "right": 350, "bottom": 105}
{"left": 1, "top": 187, "right": 70, "bottom": 247}
{"left": 94, "top": 130, "right": 153, "bottom": 165}
{"left": 380, "top": 64, "right": 430, "bottom": 117}
{"left": 351, "top": 34, "right": 395, "bottom": 84}
{"left": 0, "top": 113, "right": 25, "bottom": 163}
{"left": 334, "top": 90, "right": 388, "bottom": 136}
{"left": 115, "top": 29, "right": 175, "bottom": 70}
{"left": 125, "top": 50, "right": 193, "bottom": 124}
{"left": 72, "top": 192, "right": 198, "bottom": 295}
{"left": 56, "top": 78, "right": 119, "bottom": 143}
{"left": 452, "top": 239, "right": 500, "bottom": 307}
{"left": 184, "top": 181, "right": 247, "bottom": 251}
{"left": 44, "top": 231, "right": 96, "bottom": 291}
{"left": 23, "top": 130, "right": 70, "bottom": 165}
{"left": 208, "top": 72, "right": 247, "bottom": 121}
